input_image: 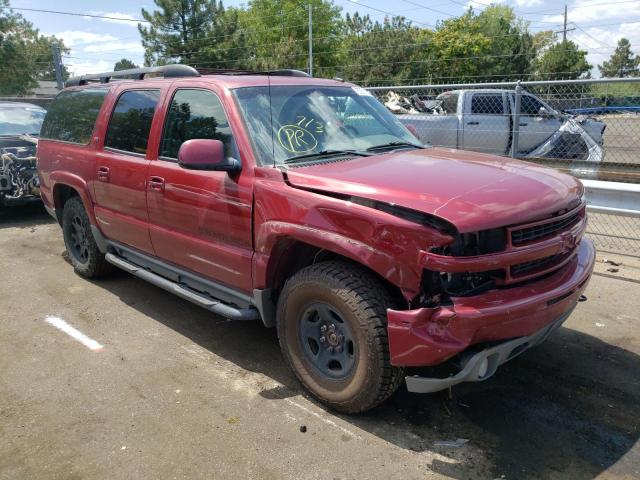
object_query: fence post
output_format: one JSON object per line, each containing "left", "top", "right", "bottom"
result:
{"left": 511, "top": 81, "right": 522, "bottom": 158}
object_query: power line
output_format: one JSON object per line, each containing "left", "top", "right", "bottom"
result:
{"left": 572, "top": 24, "right": 616, "bottom": 49}
{"left": 338, "top": 0, "right": 436, "bottom": 27}
{"left": 397, "top": 0, "right": 457, "bottom": 19}
{"left": 10, "top": 7, "right": 149, "bottom": 23}
{"left": 64, "top": 19, "right": 622, "bottom": 64}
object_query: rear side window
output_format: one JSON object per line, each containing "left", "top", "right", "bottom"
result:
{"left": 439, "top": 93, "right": 459, "bottom": 114}
{"left": 105, "top": 89, "right": 160, "bottom": 155}
{"left": 471, "top": 94, "right": 504, "bottom": 115}
{"left": 40, "top": 88, "right": 107, "bottom": 144}
{"left": 160, "top": 89, "right": 235, "bottom": 159}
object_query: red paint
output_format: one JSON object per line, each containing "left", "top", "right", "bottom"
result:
{"left": 178, "top": 139, "right": 225, "bottom": 169}
{"left": 387, "top": 239, "right": 595, "bottom": 366}
{"left": 37, "top": 73, "right": 595, "bottom": 370}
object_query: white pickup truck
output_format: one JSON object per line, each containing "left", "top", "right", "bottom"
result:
{"left": 390, "top": 89, "right": 605, "bottom": 161}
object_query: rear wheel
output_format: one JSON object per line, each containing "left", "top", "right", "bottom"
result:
{"left": 62, "top": 197, "right": 112, "bottom": 278}
{"left": 277, "top": 261, "right": 404, "bottom": 413}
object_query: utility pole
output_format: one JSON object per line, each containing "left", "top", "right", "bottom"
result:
{"left": 308, "top": 2, "right": 313, "bottom": 77}
{"left": 553, "top": 5, "right": 574, "bottom": 42}
{"left": 51, "top": 44, "right": 64, "bottom": 90}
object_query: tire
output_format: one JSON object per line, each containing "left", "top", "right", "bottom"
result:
{"left": 277, "top": 260, "right": 404, "bottom": 413}
{"left": 62, "top": 196, "right": 113, "bottom": 278}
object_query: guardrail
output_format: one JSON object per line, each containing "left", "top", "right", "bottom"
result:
{"left": 583, "top": 180, "right": 640, "bottom": 218}
{"left": 583, "top": 180, "right": 640, "bottom": 256}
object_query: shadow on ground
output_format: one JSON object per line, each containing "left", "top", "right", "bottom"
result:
{"left": 89, "top": 268, "right": 638, "bottom": 479}
{"left": 0, "top": 202, "right": 52, "bottom": 229}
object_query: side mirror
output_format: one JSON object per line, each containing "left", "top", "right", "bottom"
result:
{"left": 177, "top": 139, "right": 240, "bottom": 172}
{"left": 405, "top": 124, "right": 420, "bottom": 139}
{"left": 538, "top": 106, "right": 550, "bottom": 117}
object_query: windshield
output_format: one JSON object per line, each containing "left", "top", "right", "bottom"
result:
{"left": 233, "top": 85, "right": 421, "bottom": 165}
{"left": 0, "top": 105, "right": 46, "bottom": 136}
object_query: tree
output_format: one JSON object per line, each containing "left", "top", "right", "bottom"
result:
{"left": 0, "top": 0, "right": 69, "bottom": 95}
{"left": 534, "top": 40, "right": 591, "bottom": 79}
{"left": 114, "top": 58, "right": 139, "bottom": 71}
{"left": 138, "top": 0, "right": 241, "bottom": 68}
{"left": 428, "top": 12, "right": 492, "bottom": 82}
{"left": 238, "top": 0, "right": 342, "bottom": 73}
{"left": 598, "top": 38, "right": 639, "bottom": 77}
{"left": 472, "top": 5, "right": 536, "bottom": 80}
{"left": 336, "top": 13, "right": 428, "bottom": 85}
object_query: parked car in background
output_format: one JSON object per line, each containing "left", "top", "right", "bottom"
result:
{"left": 0, "top": 101, "right": 45, "bottom": 207}
{"left": 388, "top": 89, "right": 605, "bottom": 163}
{"left": 38, "top": 66, "right": 594, "bottom": 413}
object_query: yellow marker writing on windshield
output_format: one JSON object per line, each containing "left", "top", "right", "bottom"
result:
{"left": 277, "top": 124, "right": 318, "bottom": 153}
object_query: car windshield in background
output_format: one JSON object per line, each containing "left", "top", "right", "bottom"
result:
{"left": 0, "top": 105, "right": 46, "bottom": 136}
{"left": 233, "top": 85, "right": 422, "bottom": 165}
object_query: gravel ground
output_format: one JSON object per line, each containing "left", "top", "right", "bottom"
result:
{"left": 1, "top": 204, "right": 639, "bottom": 480}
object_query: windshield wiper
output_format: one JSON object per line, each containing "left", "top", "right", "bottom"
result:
{"left": 284, "top": 149, "right": 371, "bottom": 164}
{"left": 366, "top": 141, "right": 424, "bottom": 152}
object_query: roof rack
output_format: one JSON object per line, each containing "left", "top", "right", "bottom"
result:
{"left": 65, "top": 64, "right": 200, "bottom": 87}
{"left": 195, "top": 68, "right": 310, "bottom": 77}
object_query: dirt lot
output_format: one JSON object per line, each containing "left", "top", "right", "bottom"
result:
{"left": 1, "top": 204, "right": 639, "bottom": 480}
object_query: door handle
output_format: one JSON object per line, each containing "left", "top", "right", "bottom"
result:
{"left": 97, "top": 166, "right": 109, "bottom": 182}
{"left": 148, "top": 176, "right": 165, "bottom": 192}
{"left": 519, "top": 123, "right": 528, "bottom": 127}
{"left": 466, "top": 121, "right": 480, "bottom": 125}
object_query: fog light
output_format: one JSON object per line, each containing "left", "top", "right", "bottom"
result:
{"left": 477, "top": 358, "right": 489, "bottom": 378}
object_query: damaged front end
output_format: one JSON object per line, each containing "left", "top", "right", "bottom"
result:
{"left": 0, "top": 134, "right": 40, "bottom": 206}
{"left": 525, "top": 117, "right": 604, "bottom": 177}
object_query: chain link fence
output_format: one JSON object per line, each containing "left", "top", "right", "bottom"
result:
{"left": 369, "top": 78, "right": 640, "bottom": 257}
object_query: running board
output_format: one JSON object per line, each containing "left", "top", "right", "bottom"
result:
{"left": 105, "top": 253, "right": 260, "bottom": 321}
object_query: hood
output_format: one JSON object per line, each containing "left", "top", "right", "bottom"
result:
{"left": 284, "top": 147, "right": 583, "bottom": 233}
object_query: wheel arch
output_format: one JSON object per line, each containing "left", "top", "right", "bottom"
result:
{"left": 254, "top": 234, "right": 408, "bottom": 328}
{"left": 50, "top": 172, "right": 96, "bottom": 226}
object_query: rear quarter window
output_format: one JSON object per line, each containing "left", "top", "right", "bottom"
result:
{"left": 470, "top": 94, "right": 505, "bottom": 115}
{"left": 40, "top": 88, "right": 107, "bottom": 144}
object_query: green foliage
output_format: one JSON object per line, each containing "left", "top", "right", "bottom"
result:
{"left": 335, "top": 13, "right": 427, "bottom": 84}
{"left": 239, "top": 0, "right": 342, "bottom": 72}
{"left": 429, "top": 11, "right": 492, "bottom": 82}
{"left": 135, "top": 0, "right": 598, "bottom": 85}
{"left": 472, "top": 6, "right": 536, "bottom": 80}
{"left": 138, "top": 0, "right": 242, "bottom": 68}
{"left": 534, "top": 40, "right": 591, "bottom": 80}
{"left": 0, "top": 0, "right": 69, "bottom": 95}
{"left": 114, "top": 58, "right": 139, "bottom": 71}
{"left": 598, "top": 38, "right": 639, "bottom": 78}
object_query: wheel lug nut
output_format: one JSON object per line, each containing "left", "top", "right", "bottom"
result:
{"left": 330, "top": 324, "right": 335, "bottom": 330}
{"left": 319, "top": 335, "right": 326, "bottom": 343}
{"left": 328, "top": 346, "right": 334, "bottom": 353}
{"left": 320, "top": 325, "right": 327, "bottom": 333}
{"left": 335, "top": 346, "right": 342, "bottom": 353}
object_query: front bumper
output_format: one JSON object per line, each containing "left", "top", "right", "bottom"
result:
{"left": 387, "top": 238, "right": 595, "bottom": 367}
{"left": 405, "top": 307, "right": 573, "bottom": 393}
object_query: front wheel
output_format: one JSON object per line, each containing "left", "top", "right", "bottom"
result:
{"left": 277, "top": 261, "right": 404, "bottom": 413}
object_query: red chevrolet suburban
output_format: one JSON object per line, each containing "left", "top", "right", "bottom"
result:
{"left": 37, "top": 65, "right": 595, "bottom": 413}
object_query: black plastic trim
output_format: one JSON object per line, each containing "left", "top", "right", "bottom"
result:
{"left": 106, "top": 241, "right": 255, "bottom": 309}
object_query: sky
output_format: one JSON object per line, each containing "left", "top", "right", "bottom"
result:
{"left": 11, "top": 0, "right": 640, "bottom": 79}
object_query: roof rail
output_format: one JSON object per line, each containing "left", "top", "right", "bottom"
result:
{"left": 65, "top": 64, "right": 200, "bottom": 87}
{"left": 195, "top": 68, "right": 310, "bottom": 77}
